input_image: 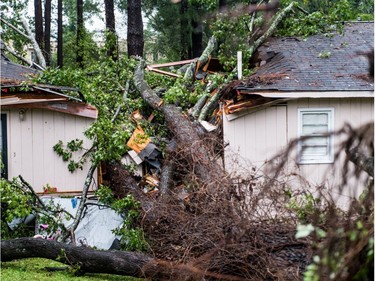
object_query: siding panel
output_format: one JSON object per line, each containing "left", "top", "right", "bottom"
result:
{"left": 6, "top": 108, "right": 96, "bottom": 193}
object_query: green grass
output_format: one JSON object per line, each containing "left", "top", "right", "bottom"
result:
{"left": 1, "top": 258, "right": 143, "bottom": 281}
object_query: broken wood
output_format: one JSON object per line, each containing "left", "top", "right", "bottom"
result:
{"left": 184, "top": 36, "right": 216, "bottom": 81}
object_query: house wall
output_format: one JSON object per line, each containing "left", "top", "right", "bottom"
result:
{"left": 223, "top": 97, "right": 374, "bottom": 208}
{"left": 3, "top": 108, "right": 97, "bottom": 193}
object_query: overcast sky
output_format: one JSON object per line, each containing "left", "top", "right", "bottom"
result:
{"left": 27, "top": 2, "right": 130, "bottom": 40}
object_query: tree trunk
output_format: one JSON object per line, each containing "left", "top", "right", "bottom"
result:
{"left": 57, "top": 0, "right": 63, "bottom": 68}
{"left": 180, "top": 0, "right": 190, "bottom": 60}
{"left": 34, "top": 0, "right": 44, "bottom": 53}
{"left": 1, "top": 238, "right": 156, "bottom": 278}
{"left": 1, "top": 238, "right": 249, "bottom": 280}
{"left": 76, "top": 0, "right": 84, "bottom": 67}
{"left": 134, "top": 60, "right": 231, "bottom": 191}
{"left": 191, "top": 20, "right": 203, "bottom": 58}
{"left": 127, "top": 0, "right": 144, "bottom": 57}
{"left": 105, "top": 0, "right": 117, "bottom": 60}
{"left": 44, "top": 0, "right": 52, "bottom": 66}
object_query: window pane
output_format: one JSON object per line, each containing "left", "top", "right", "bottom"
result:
{"left": 302, "top": 113, "right": 328, "bottom": 125}
{"left": 302, "top": 124, "right": 328, "bottom": 135}
{"left": 301, "top": 146, "right": 328, "bottom": 156}
{"left": 302, "top": 136, "right": 328, "bottom": 146}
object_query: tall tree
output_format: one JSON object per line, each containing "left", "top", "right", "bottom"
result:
{"left": 127, "top": 0, "right": 144, "bottom": 57}
{"left": 76, "top": 0, "right": 84, "bottom": 66}
{"left": 191, "top": 3, "right": 203, "bottom": 58}
{"left": 57, "top": 0, "right": 63, "bottom": 67}
{"left": 44, "top": 0, "right": 52, "bottom": 66}
{"left": 179, "top": 0, "right": 190, "bottom": 60}
{"left": 104, "top": 0, "right": 117, "bottom": 60}
{"left": 34, "top": 0, "right": 44, "bottom": 52}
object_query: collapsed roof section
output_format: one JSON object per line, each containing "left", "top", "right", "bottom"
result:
{"left": 223, "top": 21, "right": 374, "bottom": 114}
{"left": 1, "top": 55, "right": 98, "bottom": 119}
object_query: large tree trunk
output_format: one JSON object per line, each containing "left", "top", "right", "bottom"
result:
{"left": 180, "top": 0, "right": 190, "bottom": 60}
{"left": 76, "top": 0, "right": 84, "bottom": 67}
{"left": 127, "top": 0, "right": 144, "bottom": 57}
{"left": 105, "top": 0, "right": 117, "bottom": 60}
{"left": 34, "top": 0, "right": 44, "bottom": 53}
{"left": 57, "top": 0, "right": 63, "bottom": 68}
{"left": 1, "top": 238, "right": 248, "bottom": 280}
{"left": 44, "top": 0, "right": 52, "bottom": 66}
{"left": 1, "top": 238, "right": 156, "bottom": 278}
{"left": 134, "top": 60, "right": 230, "bottom": 191}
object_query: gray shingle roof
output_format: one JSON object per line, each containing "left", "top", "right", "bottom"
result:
{"left": 0, "top": 55, "right": 40, "bottom": 84}
{"left": 242, "top": 22, "right": 374, "bottom": 92}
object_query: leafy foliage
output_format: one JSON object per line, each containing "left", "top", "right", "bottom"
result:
{"left": 0, "top": 178, "right": 71, "bottom": 240}
{"left": 36, "top": 57, "right": 146, "bottom": 164}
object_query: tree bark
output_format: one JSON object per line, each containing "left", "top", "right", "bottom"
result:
{"left": 20, "top": 17, "right": 46, "bottom": 69}
{"left": 105, "top": 0, "right": 118, "bottom": 60}
{"left": 44, "top": 0, "right": 52, "bottom": 66}
{"left": 134, "top": 60, "right": 231, "bottom": 191}
{"left": 57, "top": 0, "right": 63, "bottom": 68}
{"left": 76, "top": 0, "right": 84, "bottom": 67}
{"left": 1, "top": 238, "right": 249, "bottom": 280}
{"left": 180, "top": 0, "right": 190, "bottom": 60}
{"left": 1, "top": 238, "right": 155, "bottom": 278}
{"left": 127, "top": 0, "right": 144, "bottom": 57}
{"left": 34, "top": 0, "right": 44, "bottom": 53}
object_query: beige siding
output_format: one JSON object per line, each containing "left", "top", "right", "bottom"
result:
{"left": 223, "top": 105, "right": 287, "bottom": 174}
{"left": 224, "top": 97, "right": 373, "bottom": 208}
{"left": 4, "top": 109, "right": 96, "bottom": 193}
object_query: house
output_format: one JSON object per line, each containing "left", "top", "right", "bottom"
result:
{"left": 0, "top": 54, "right": 98, "bottom": 194}
{"left": 222, "top": 22, "right": 374, "bottom": 206}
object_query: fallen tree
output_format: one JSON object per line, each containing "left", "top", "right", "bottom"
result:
{"left": 0, "top": 238, "right": 262, "bottom": 280}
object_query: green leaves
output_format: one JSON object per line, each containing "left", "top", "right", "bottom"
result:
{"left": 53, "top": 139, "right": 85, "bottom": 173}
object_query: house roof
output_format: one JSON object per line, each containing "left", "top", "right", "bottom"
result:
{"left": 239, "top": 21, "right": 374, "bottom": 93}
{"left": 0, "top": 54, "right": 40, "bottom": 83}
{"left": 1, "top": 55, "right": 98, "bottom": 119}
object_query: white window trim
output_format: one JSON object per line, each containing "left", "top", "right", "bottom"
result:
{"left": 297, "top": 108, "right": 334, "bottom": 164}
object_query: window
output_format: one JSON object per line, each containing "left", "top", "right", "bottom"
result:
{"left": 0, "top": 114, "right": 8, "bottom": 178}
{"left": 298, "top": 108, "right": 334, "bottom": 164}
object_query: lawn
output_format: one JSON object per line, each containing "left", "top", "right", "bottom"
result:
{"left": 1, "top": 258, "right": 142, "bottom": 281}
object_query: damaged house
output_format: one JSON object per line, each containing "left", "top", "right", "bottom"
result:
{"left": 0, "top": 53, "right": 98, "bottom": 194}
{"left": 222, "top": 21, "right": 374, "bottom": 207}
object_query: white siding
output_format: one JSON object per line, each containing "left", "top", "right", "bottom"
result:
{"left": 5, "top": 109, "right": 96, "bottom": 193}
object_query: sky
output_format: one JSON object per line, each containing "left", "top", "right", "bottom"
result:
{"left": 27, "top": 1, "right": 129, "bottom": 40}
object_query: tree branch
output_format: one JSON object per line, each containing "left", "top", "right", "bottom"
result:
{"left": 247, "top": 1, "right": 297, "bottom": 58}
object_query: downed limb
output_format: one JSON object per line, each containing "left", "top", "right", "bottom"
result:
{"left": 1, "top": 238, "right": 250, "bottom": 280}
{"left": 247, "top": 1, "right": 297, "bottom": 59}
{"left": 184, "top": 36, "right": 216, "bottom": 80}
{"left": 0, "top": 40, "right": 33, "bottom": 66}
{"left": 198, "top": 87, "right": 223, "bottom": 121}
{"left": 134, "top": 59, "right": 231, "bottom": 190}
{"left": 0, "top": 17, "right": 46, "bottom": 68}
{"left": 63, "top": 163, "right": 97, "bottom": 241}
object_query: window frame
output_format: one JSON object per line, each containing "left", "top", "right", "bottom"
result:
{"left": 297, "top": 108, "right": 334, "bottom": 164}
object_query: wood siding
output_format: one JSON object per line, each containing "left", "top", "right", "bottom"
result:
{"left": 3, "top": 109, "right": 97, "bottom": 193}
